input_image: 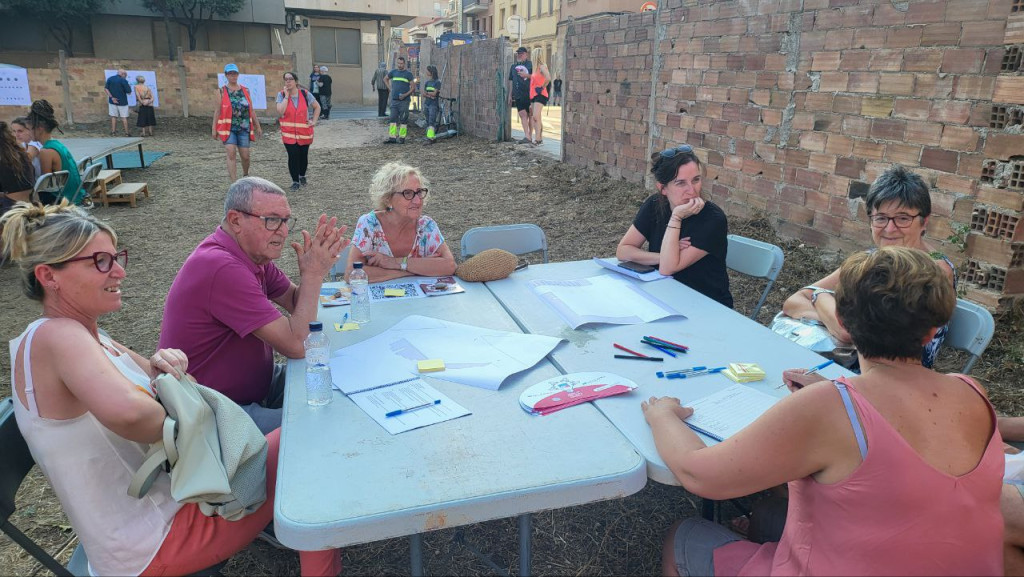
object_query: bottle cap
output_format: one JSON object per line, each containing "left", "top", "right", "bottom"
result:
{"left": 309, "top": 321, "right": 323, "bottom": 332}
{"left": 353, "top": 262, "right": 364, "bottom": 269}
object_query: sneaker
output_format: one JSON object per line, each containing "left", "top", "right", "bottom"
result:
{"left": 299, "top": 176, "right": 307, "bottom": 186}
{"left": 290, "top": 182, "right": 300, "bottom": 191}
{"left": 398, "top": 138, "right": 406, "bottom": 144}
{"left": 425, "top": 139, "right": 436, "bottom": 146}
{"left": 384, "top": 138, "right": 398, "bottom": 144}
{"left": 518, "top": 138, "right": 532, "bottom": 144}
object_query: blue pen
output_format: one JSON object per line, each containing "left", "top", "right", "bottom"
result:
{"left": 804, "top": 359, "right": 835, "bottom": 376}
{"left": 644, "top": 341, "right": 677, "bottom": 358}
{"left": 666, "top": 367, "right": 727, "bottom": 379}
{"left": 658, "top": 366, "right": 708, "bottom": 378}
{"left": 342, "top": 312, "right": 349, "bottom": 323}
{"left": 385, "top": 399, "right": 441, "bottom": 418}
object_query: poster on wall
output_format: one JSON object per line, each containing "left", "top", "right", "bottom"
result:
{"left": 103, "top": 69, "right": 160, "bottom": 107}
{"left": 0, "top": 64, "right": 32, "bottom": 106}
{"left": 217, "top": 73, "right": 268, "bottom": 109}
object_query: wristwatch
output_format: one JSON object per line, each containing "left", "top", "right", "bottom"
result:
{"left": 400, "top": 256, "right": 408, "bottom": 271}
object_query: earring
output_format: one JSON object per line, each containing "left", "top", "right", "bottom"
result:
{"left": 386, "top": 205, "right": 393, "bottom": 212}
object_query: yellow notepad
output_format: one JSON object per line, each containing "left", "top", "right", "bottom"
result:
{"left": 723, "top": 363, "right": 766, "bottom": 383}
{"left": 384, "top": 288, "right": 406, "bottom": 297}
{"left": 417, "top": 359, "right": 445, "bottom": 373}
{"left": 334, "top": 322, "right": 360, "bottom": 332}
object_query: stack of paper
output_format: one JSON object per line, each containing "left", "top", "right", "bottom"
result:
{"left": 519, "top": 372, "right": 638, "bottom": 416}
{"left": 722, "top": 363, "right": 766, "bottom": 383}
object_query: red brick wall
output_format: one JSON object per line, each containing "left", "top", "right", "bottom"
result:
{"left": 561, "top": 1, "right": 1024, "bottom": 308}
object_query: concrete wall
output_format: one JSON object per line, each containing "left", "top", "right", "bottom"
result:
{"left": 559, "top": 1, "right": 1024, "bottom": 309}
{"left": 420, "top": 37, "right": 512, "bottom": 140}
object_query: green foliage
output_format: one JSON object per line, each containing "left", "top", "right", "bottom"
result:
{"left": 142, "top": 0, "right": 245, "bottom": 51}
{"left": 1, "top": 0, "right": 112, "bottom": 57}
{"left": 947, "top": 222, "right": 971, "bottom": 252}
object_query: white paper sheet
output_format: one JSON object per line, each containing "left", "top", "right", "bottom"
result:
{"left": 528, "top": 275, "right": 684, "bottom": 329}
{"left": 684, "top": 384, "right": 780, "bottom": 441}
{"left": 348, "top": 378, "right": 470, "bottom": 434}
{"left": 329, "top": 315, "right": 562, "bottom": 392}
{"left": 217, "top": 73, "right": 267, "bottom": 109}
{"left": 593, "top": 257, "right": 672, "bottom": 282}
{"left": 0, "top": 65, "right": 31, "bottom": 106}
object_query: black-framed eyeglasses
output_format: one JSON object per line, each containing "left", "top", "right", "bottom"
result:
{"left": 659, "top": 145, "right": 694, "bottom": 158}
{"left": 62, "top": 249, "right": 128, "bottom": 273}
{"left": 392, "top": 188, "right": 429, "bottom": 200}
{"left": 236, "top": 210, "right": 296, "bottom": 232}
{"left": 869, "top": 213, "right": 920, "bottom": 229}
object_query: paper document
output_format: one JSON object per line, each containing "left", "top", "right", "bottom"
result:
{"left": 684, "top": 384, "right": 780, "bottom": 442}
{"left": 593, "top": 257, "right": 672, "bottom": 282}
{"left": 529, "top": 275, "right": 684, "bottom": 329}
{"left": 348, "top": 378, "right": 470, "bottom": 434}
{"left": 330, "top": 315, "right": 562, "bottom": 392}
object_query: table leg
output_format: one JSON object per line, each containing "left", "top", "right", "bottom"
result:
{"left": 137, "top": 143, "right": 145, "bottom": 168}
{"left": 409, "top": 533, "right": 423, "bottom": 577}
{"left": 105, "top": 155, "right": 113, "bottom": 170}
{"left": 518, "top": 513, "right": 531, "bottom": 577}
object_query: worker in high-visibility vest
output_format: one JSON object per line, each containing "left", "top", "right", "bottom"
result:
{"left": 275, "top": 71, "right": 320, "bottom": 190}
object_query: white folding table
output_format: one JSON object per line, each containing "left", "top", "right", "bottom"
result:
{"left": 273, "top": 279, "right": 646, "bottom": 575}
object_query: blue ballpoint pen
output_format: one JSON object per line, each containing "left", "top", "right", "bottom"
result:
{"left": 804, "top": 359, "right": 835, "bottom": 375}
{"left": 342, "top": 312, "right": 349, "bottom": 323}
{"left": 658, "top": 366, "right": 708, "bottom": 378}
{"left": 385, "top": 399, "right": 441, "bottom": 418}
{"left": 666, "top": 367, "right": 726, "bottom": 379}
{"left": 644, "top": 341, "right": 677, "bottom": 358}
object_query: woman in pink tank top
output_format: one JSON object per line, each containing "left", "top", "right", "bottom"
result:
{"left": 642, "top": 246, "right": 1003, "bottom": 576}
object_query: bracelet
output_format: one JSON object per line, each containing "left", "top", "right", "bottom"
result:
{"left": 666, "top": 226, "right": 681, "bottom": 229}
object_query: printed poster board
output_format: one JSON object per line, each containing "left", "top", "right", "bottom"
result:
{"left": 103, "top": 69, "right": 160, "bottom": 107}
{"left": 0, "top": 65, "right": 32, "bottom": 106}
{"left": 217, "top": 73, "right": 268, "bottom": 109}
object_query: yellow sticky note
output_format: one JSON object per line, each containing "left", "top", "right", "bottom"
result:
{"left": 417, "top": 359, "right": 445, "bottom": 373}
{"left": 384, "top": 288, "right": 406, "bottom": 297}
{"left": 334, "top": 322, "right": 360, "bottom": 332}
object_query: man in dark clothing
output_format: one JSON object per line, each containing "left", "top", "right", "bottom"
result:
{"left": 317, "top": 66, "right": 333, "bottom": 119}
{"left": 506, "top": 47, "right": 532, "bottom": 144}
{"left": 370, "top": 62, "right": 389, "bottom": 117}
{"left": 104, "top": 68, "right": 132, "bottom": 136}
{"left": 552, "top": 77, "right": 563, "bottom": 106}
{"left": 385, "top": 56, "right": 415, "bottom": 144}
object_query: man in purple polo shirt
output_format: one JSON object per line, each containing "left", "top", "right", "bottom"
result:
{"left": 159, "top": 176, "right": 347, "bottom": 433}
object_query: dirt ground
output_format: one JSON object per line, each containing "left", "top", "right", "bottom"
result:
{"left": 1, "top": 114, "right": 1022, "bottom": 576}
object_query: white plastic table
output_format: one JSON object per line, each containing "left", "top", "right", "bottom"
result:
{"left": 274, "top": 279, "right": 646, "bottom": 575}
{"left": 484, "top": 260, "right": 851, "bottom": 486}
{"left": 63, "top": 137, "right": 145, "bottom": 169}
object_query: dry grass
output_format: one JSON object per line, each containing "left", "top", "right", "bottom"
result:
{"left": 0, "top": 116, "right": 1020, "bottom": 576}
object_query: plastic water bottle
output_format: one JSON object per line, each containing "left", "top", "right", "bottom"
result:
{"left": 350, "top": 262, "right": 370, "bottom": 324}
{"left": 304, "top": 321, "right": 333, "bottom": 406}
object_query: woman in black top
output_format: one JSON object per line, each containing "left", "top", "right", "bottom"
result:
{"left": 0, "top": 121, "right": 33, "bottom": 214}
{"left": 616, "top": 145, "right": 733, "bottom": 308}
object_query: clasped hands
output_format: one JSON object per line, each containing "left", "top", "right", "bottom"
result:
{"left": 294, "top": 214, "right": 348, "bottom": 277}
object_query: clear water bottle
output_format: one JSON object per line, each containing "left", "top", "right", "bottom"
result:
{"left": 304, "top": 321, "right": 333, "bottom": 406}
{"left": 350, "top": 262, "right": 370, "bottom": 324}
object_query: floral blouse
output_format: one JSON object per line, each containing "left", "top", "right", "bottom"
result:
{"left": 351, "top": 211, "right": 445, "bottom": 258}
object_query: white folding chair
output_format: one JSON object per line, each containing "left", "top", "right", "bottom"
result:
{"left": 329, "top": 244, "right": 353, "bottom": 281}
{"left": 460, "top": 224, "right": 549, "bottom": 263}
{"left": 80, "top": 163, "right": 103, "bottom": 195}
{"left": 75, "top": 156, "right": 92, "bottom": 174}
{"left": 725, "top": 234, "right": 784, "bottom": 320}
{"left": 946, "top": 298, "right": 995, "bottom": 374}
{"left": 32, "top": 171, "right": 70, "bottom": 205}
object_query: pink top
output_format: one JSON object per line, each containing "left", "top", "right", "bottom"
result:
{"left": 715, "top": 376, "right": 1004, "bottom": 576}
{"left": 159, "top": 226, "right": 291, "bottom": 405}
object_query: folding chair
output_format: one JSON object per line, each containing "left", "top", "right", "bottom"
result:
{"left": 725, "top": 234, "right": 785, "bottom": 320}
{"left": 329, "top": 245, "right": 353, "bottom": 281}
{"left": 946, "top": 298, "right": 995, "bottom": 374}
{"left": 80, "top": 163, "right": 103, "bottom": 203}
{"left": 460, "top": 224, "right": 549, "bottom": 263}
{"left": 31, "top": 171, "right": 70, "bottom": 205}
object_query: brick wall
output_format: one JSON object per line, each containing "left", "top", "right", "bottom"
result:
{"left": 0, "top": 51, "right": 295, "bottom": 124}
{"left": 561, "top": 0, "right": 1024, "bottom": 309}
{"left": 421, "top": 38, "right": 511, "bottom": 141}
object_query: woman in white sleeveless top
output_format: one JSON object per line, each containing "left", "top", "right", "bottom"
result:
{"left": 0, "top": 202, "right": 341, "bottom": 576}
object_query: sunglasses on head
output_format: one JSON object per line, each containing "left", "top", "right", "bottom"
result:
{"left": 659, "top": 145, "right": 694, "bottom": 158}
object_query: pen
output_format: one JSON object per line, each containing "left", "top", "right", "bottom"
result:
{"left": 644, "top": 335, "right": 690, "bottom": 351}
{"left": 613, "top": 343, "right": 649, "bottom": 358}
{"left": 614, "top": 354, "right": 663, "bottom": 362}
{"left": 342, "top": 312, "right": 349, "bottom": 322}
{"left": 657, "top": 366, "right": 707, "bottom": 378}
{"left": 641, "top": 337, "right": 688, "bottom": 353}
{"left": 385, "top": 399, "right": 441, "bottom": 418}
{"left": 665, "top": 367, "right": 726, "bottom": 379}
{"left": 804, "top": 359, "right": 835, "bottom": 375}
{"left": 644, "top": 341, "right": 677, "bottom": 358}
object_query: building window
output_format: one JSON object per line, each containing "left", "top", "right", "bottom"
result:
{"left": 527, "top": 0, "right": 531, "bottom": 19}
{"left": 500, "top": 8, "right": 505, "bottom": 29}
{"left": 312, "top": 27, "right": 361, "bottom": 66}
{"left": 537, "top": 0, "right": 542, "bottom": 16}
{"left": 549, "top": 0, "right": 554, "bottom": 13}
{"left": 511, "top": 4, "right": 517, "bottom": 15}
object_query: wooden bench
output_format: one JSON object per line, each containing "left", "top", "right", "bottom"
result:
{"left": 103, "top": 182, "right": 149, "bottom": 208}
{"left": 90, "top": 169, "right": 122, "bottom": 205}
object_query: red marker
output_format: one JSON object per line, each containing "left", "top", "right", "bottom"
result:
{"left": 613, "top": 343, "right": 649, "bottom": 358}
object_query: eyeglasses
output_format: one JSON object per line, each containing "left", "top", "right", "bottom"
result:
{"left": 659, "top": 145, "right": 694, "bottom": 158}
{"left": 392, "top": 188, "right": 429, "bottom": 200}
{"left": 869, "top": 214, "right": 920, "bottom": 229}
{"left": 62, "top": 249, "right": 128, "bottom": 273}
{"left": 236, "top": 210, "right": 296, "bottom": 232}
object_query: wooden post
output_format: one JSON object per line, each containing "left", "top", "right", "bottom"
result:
{"left": 177, "top": 46, "right": 189, "bottom": 117}
{"left": 59, "top": 50, "right": 73, "bottom": 126}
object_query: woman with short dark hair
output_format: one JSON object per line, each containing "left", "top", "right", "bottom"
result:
{"left": 616, "top": 145, "right": 733, "bottom": 307}
{"left": 645, "top": 246, "right": 1002, "bottom": 576}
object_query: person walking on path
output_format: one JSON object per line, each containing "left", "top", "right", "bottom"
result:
{"left": 552, "top": 77, "right": 562, "bottom": 107}
{"left": 422, "top": 65, "right": 442, "bottom": 145}
{"left": 104, "top": 69, "right": 132, "bottom": 137}
{"left": 212, "top": 63, "right": 263, "bottom": 182}
{"left": 276, "top": 71, "right": 320, "bottom": 190}
{"left": 384, "top": 57, "right": 415, "bottom": 144}
{"left": 371, "top": 62, "right": 389, "bottom": 117}
{"left": 309, "top": 65, "right": 322, "bottom": 111}
{"left": 507, "top": 47, "right": 533, "bottom": 144}
{"left": 316, "top": 66, "right": 333, "bottom": 119}
{"left": 134, "top": 76, "right": 156, "bottom": 137}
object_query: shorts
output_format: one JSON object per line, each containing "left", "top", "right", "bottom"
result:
{"left": 672, "top": 518, "right": 743, "bottom": 576}
{"left": 531, "top": 94, "right": 549, "bottom": 105}
{"left": 513, "top": 95, "right": 531, "bottom": 112}
{"left": 224, "top": 129, "right": 251, "bottom": 148}
{"left": 108, "top": 104, "right": 130, "bottom": 118}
